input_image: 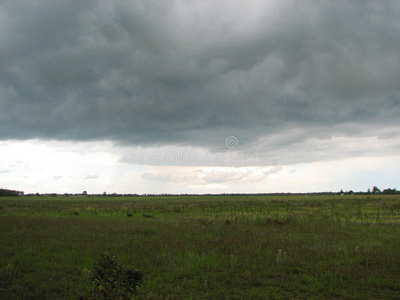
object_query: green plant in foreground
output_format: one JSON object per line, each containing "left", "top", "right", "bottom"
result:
{"left": 81, "top": 253, "right": 143, "bottom": 300}
{"left": 276, "top": 249, "right": 288, "bottom": 265}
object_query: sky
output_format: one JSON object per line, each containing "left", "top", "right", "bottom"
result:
{"left": 1, "top": 0, "right": 399, "bottom": 194}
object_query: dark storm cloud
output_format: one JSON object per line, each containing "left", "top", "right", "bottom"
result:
{"left": 1, "top": 1, "right": 399, "bottom": 152}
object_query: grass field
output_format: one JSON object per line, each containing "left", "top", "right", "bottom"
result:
{"left": 1, "top": 195, "right": 400, "bottom": 299}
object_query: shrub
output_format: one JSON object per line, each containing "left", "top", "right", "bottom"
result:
{"left": 81, "top": 253, "right": 143, "bottom": 299}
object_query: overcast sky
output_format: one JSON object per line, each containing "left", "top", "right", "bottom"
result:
{"left": 1, "top": 0, "right": 399, "bottom": 194}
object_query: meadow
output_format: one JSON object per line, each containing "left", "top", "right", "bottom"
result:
{"left": 1, "top": 194, "right": 400, "bottom": 299}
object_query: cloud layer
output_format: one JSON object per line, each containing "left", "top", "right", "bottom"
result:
{"left": 1, "top": 1, "right": 399, "bottom": 164}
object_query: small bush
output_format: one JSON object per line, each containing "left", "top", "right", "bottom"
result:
{"left": 80, "top": 253, "right": 143, "bottom": 299}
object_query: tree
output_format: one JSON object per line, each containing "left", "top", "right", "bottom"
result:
{"left": 82, "top": 191, "right": 88, "bottom": 196}
{"left": 0, "top": 188, "right": 23, "bottom": 196}
{"left": 382, "top": 188, "right": 396, "bottom": 195}
{"left": 372, "top": 186, "right": 380, "bottom": 195}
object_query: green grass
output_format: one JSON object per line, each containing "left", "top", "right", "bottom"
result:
{"left": 1, "top": 195, "right": 400, "bottom": 299}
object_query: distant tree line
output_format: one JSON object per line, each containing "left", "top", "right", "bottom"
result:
{"left": 381, "top": 188, "right": 398, "bottom": 195}
{"left": 367, "top": 186, "right": 399, "bottom": 195}
{"left": 339, "top": 186, "right": 399, "bottom": 195}
{"left": 2, "top": 187, "right": 399, "bottom": 197}
{"left": 0, "top": 188, "right": 24, "bottom": 196}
